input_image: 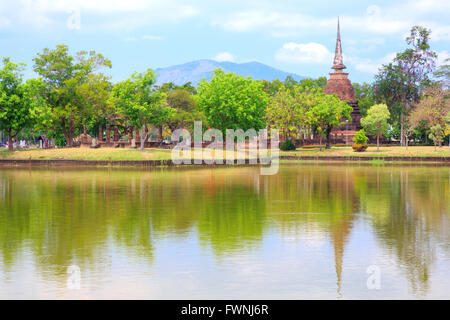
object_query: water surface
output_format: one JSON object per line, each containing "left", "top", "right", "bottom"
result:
{"left": 0, "top": 164, "right": 449, "bottom": 299}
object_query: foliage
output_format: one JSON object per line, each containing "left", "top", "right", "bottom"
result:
{"left": 434, "top": 58, "right": 449, "bottom": 89}
{"left": 33, "top": 44, "right": 112, "bottom": 146}
{"left": 410, "top": 84, "right": 450, "bottom": 147}
{"left": 110, "top": 69, "right": 172, "bottom": 149}
{"left": 375, "top": 26, "right": 437, "bottom": 146}
{"left": 353, "top": 129, "right": 369, "bottom": 144}
{"left": 361, "top": 104, "right": 391, "bottom": 151}
{"left": 0, "top": 58, "right": 47, "bottom": 151}
{"left": 353, "top": 82, "right": 377, "bottom": 116}
{"left": 307, "top": 93, "right": 352, "bottom": 150}
{"left": 197, "top": 69, "right": 268, "bottom": 133}
{"left": 165, "top": 87, "right": 205, "bottom": 131}
{"left": 279, "top": 139, "right": 296, "bottom": 151}
{"left": 266, "top": 84, "right": 306, "bottom": 141}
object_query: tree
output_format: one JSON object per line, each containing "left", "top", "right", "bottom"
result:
{"left": 111, "top": 69, "right": 171, "bottom": 150}
{"left": 353, "top": 82, "right": 377, "bottom": 117}
{"left": 33, "top": 44, "right": 112, "bottom": 146}
{"left": 307, "top": 93, "right": 352, "bottom": 151}
{"left": 267, "top": 84, "right": 304, "bottom": 142}
{"left": 197, "top": 69, "right": 268, "bottom": 133}
{"left": 434, "top": 58, "right": 449, "bottom": 89}
{"left": 166, "top": 88, "right": 205, "bottom": 132}
{"left": 0, "top": 58, "right": 46, "bottom": 151}
{"left": 375, "top": 26, "right": 437, "bottom": 146}
{"left": 361, "top": 104, "right": 391, "bottom": 151}
{"left": 409, "top": 84, "right": 450, "bottom": 149}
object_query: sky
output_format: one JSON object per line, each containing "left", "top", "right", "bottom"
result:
{"left": 0, "top": 0, "right": 449, "bottom": 83}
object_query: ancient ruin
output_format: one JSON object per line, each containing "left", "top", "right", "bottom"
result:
{"left": 324, "top": 18, "right": 362, "bottom": 141}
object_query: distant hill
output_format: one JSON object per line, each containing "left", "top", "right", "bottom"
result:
{"left": 155, "top": 59, "right": 305, "bottom": 86}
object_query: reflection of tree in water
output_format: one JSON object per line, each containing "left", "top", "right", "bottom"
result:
{"left": 356, "top": 166, "right": 450, "bottom": 296}
{"left": 0, "top": 167, "right": 268, "bottom": 282}
{"left": 0, "top": 165, "right": 448, "bottom": 296}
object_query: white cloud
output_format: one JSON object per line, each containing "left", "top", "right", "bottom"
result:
{"left": 0, "top": 16, "right": 10, "bottom": 28}
{"left": 123, "top": 34, "right": 164, "bottom": 42}
{"left": 275, "top": 42, "right": 332, "bottom": 64}
{"left": 348, "top": 52, "right": 396, "bottom": 74}
{"left": 437, "top": 50, "right": 450, "bottom": 66}
{"left": 213, "top": 52, "right": 236, "bottom": 62}
{"left": 4, "top": 0, "right": 198, "bottom": 31}
{"left": 213, "top": 2, "right": 448, "bottom": 40}
{"left": 141, "top": 35, "right": 164, "bottom": 41}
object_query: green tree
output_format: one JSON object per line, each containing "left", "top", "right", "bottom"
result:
{"left": 409, "top": 85, "right": 450, "bottom": 149}
{"left": 375, "top": 26, "right": 437, "bottom": 146}
{"left": 166, "top": 88, "right": 205, "bottom": 131}
{"left": 197, "top": 69, "right": 268, "bottom": 133}
{"left": 33, "top": 44, "right": 112, "bottom": 146}
{"left": 307, "top": 93, "right": 352, "bottom": 151}
{"left": 266, "top": 84, "right": 304, "bottom": 142}
{"left": 361, "top": 104, "right": 391, "bottom": 151}
{"left": 353, "top": 82, "right": 377, "bottom": 117}
{"left": 0, "top": 58, "right": 46, "bottom": 151}
{"left": 434, "top": 58, "right": 449, "bottom": 89}
{"left": 111, "top": 69, "right": 171, "bottom": 150}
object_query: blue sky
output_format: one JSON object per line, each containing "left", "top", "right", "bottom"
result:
{"left": 0, "top": 0, "right": 449, "bottom": 83}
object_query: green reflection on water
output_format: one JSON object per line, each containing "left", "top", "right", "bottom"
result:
{"left": 0, "top": 164, "right": 449, "bottom": 298}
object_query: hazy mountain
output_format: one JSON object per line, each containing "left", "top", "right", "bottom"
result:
{"left": 155, "top": 59, "right": 305, "bottom": 86}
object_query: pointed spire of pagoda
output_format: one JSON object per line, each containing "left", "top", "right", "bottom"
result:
{"left": 332, "top": 17, "right": 346, "bottom": 72}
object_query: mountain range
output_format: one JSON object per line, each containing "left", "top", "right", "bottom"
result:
{"left": 155, "top": 59, "right": 305, "bottom": 86}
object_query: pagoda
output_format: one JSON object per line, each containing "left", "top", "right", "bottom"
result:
{"left": 324, "top": 18, "right": 362, "bottom": 139}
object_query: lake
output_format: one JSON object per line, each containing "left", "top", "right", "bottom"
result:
{"left": 0, "top": 164, "right": 449, "bottom": 299}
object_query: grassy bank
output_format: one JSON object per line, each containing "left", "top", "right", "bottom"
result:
{"left": 0, "top": 146, "right": 449, "bottom": 161}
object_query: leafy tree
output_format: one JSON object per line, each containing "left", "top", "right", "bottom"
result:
{"left": 267, "top": 84, "right": 305, "bottom": 141}
{"left": 409, "top": 84, "right": 450, "bottom": 148}
{"left": 434, "top": 58, "right": 450, "bottom": 89}
{"left": 307, "top": 93, "right": 352, "bottom": 151}
{"left": 33, "top": 44, "right": 112, "bottom": 146}
{"left": 197, "top": 69, "right": 268, "bottom": 133}
{"left": 375, "top": 26, "right": 437, "bottom": 146}
{"left": 361, "top": 104, "right": 391, "bottom": 151}
{"left": 111, "top": 69, "right": 171, "bottom": 149}
{"left": 353, "top": 129, "right": 369, "bottom": 144}
{"left": 353, "top": 82, "right": 377, "bottom": 116}
{"left": 0, "top": 58, "right": 47, "bottom": 151}
{"left": 166, "top": 88, "right": 205, "bottom": 131}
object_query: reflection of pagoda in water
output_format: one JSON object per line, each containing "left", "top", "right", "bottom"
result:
{"left": 324, "top": 18, "right": 362, "bottom": 140}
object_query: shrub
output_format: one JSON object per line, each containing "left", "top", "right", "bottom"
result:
{"left": 352, "top": 143, "right": 368, "bottom": 152}
{"left": 280, "top": 140, "right": 296, "bottom": 151}
{"left": 353, "top": 129, "right": 369, "bottom": 144}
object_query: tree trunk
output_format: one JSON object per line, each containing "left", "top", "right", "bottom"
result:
{"left": 140, "top": 126, "right": 147, "bottom": 151}
{"left": 406, "top": 136, "right": 409, "bottom": 151}
{"left": 400, "top": 112, "right": 405, "bottom": 146}
{"left": 319, "top": 136, "right": 323, "bottom": 151}
{"left": 8, "top": 130, "right": 13, "bottom": 151}
{"left": 325, "top": 127, "right": 332, "bottom": 149}
{"left": 377, "top": 133, "right": 380, "bottom": 152}
{"left": 158, "top": 125, "right": 163, "bottom": 143}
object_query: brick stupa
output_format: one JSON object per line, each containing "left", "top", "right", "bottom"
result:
{"left": 324, "top": 18, "right": 362, "bottom": 138}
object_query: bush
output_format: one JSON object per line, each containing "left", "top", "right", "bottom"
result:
{"left": 352, "top": 143, "right": 368, "bottom": 152}
{"left": 353, "top": 129, "right": 369, "bottom": 144}
{"left": 280, "top": 140, "right": 296, "bottom": 151}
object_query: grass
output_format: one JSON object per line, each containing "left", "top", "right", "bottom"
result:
{"left": 280, "top": 145, "right": 450, "bottom": 158}
{"left": 0, "top": 145, "right": 449, "bottom": 161}
{"left": 0, "top": 147, "right": 256, "bottom": 161}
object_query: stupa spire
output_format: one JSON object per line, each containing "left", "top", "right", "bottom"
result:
{"left": 332, "top": 17, "right": 346, "bottom": 72}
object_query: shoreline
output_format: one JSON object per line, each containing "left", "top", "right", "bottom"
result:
{"left": 1, "top": 155, "right": 449, "bottom": 168}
